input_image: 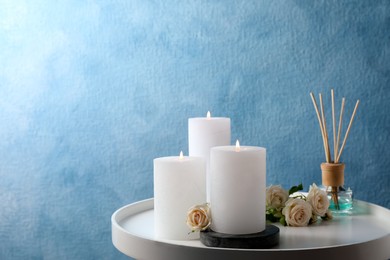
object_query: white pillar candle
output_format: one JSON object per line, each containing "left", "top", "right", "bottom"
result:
{"left": 210, "top": 141, "right": 266, "bottom": 235}
{"left": 154, "top": 152, "right": 206, "bottom": 240}
{"left": 188, "top": 111, "right": 230, "bottom": 201}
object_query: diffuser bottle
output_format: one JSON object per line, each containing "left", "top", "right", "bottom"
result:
{"left": 320, "top": 162, "right": 353, "bottom": 212}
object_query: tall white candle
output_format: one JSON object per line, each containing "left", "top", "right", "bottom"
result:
{"left": 154, "top": 152, "right": 206, "bottom": 240}
{"left": 210, "top": 141, "right": 266, "bottom": 235}
{"left": 188, "top": 111, "right": 230, "bottom": 201}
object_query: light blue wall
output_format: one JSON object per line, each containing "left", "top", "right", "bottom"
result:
{"left": 0, "top": 0, "right": 389, "bottom": 259}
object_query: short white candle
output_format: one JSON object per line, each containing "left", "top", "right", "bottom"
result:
{"left": 210, "top": 141, "right": 266, "bottom": 234}
{"left": 188, "top": 111, "right": 230, "bottom": 201}
{"left": 154, "top": 152, "right": 206, "bottom": 240}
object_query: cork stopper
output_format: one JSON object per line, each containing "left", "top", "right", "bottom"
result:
{"left": 321, "top": 163, "right": 345, "bottom": 187}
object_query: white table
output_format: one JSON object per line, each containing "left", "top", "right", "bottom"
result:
{"left": 112, "top": 198, "right": 390, "bottom": 260}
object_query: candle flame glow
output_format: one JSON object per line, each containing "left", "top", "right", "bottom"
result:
{"left": 206, "top": 111, "right": 211, "bottom": 119}
{"left": 179, "top": 151, "right": 184, "bottom": 159}
{"left": 235, "top": 140, "right": 240, "bottom": 152}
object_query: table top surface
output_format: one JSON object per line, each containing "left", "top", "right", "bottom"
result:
{"left": 112, "top": 198, "right": 390, "bottom": 260}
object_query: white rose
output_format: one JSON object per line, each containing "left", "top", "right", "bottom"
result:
{"left": 306, "top": 183, "right": 330, "bottom": 217}
{"left": 186, "top": 204, "right": 211, "bottom": 232}
{"left": 266, "top": 185, "right": 289, "bottom": 210}
{"left": 282, "top": 198, "right": 312, "bottom": 227}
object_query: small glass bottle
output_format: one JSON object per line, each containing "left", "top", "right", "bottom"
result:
{"left": 320, "top": 162, "right": 353, "bottom": 213}
{"left": 322, "top": 185, "right": 353, "bottom": 212}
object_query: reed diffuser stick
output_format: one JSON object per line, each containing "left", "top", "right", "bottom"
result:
{"left": 336, "top": 100, "right": 360, "bottom": 163}
{"left": 319, "top": 93, "right": 331, "bottom": 163}
{"left": 335, "top": 98, "right": 345, "bottom": 163}
{"left": 331, "top": 89, "right": 336, "bottom": 162}
{"left": 310, "top": 93, "right": 329, "bottom": 162}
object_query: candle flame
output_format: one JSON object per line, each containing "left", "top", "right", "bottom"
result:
{"left": 235, "top": 140, "right": 240, "bottom": 152}
{"left": 179, "top": 151, "right": 184, "bottom": 159}
{"left": 206, "top": 111, "right": 211, "bottom": 119}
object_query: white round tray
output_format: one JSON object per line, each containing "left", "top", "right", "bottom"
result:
{"left": 112, "top": 198, "right": 390, "bottom": 260}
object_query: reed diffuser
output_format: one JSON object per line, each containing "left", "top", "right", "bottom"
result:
{"left": 310, "top": 89, "right": 359, "bottom": 211}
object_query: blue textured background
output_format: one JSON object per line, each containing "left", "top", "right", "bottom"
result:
{"left": 1, "top": 1, "right": 389, "bottom": 259}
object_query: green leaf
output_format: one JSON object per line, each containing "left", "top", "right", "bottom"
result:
{"left": 266, "top": 213, "right": 280, "bottom": 223}
{"left": 288, "top": 183, "right": 303, "bottom": 195}
{"left": 279, "top": 215, "right": 287, "bottom": 226}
